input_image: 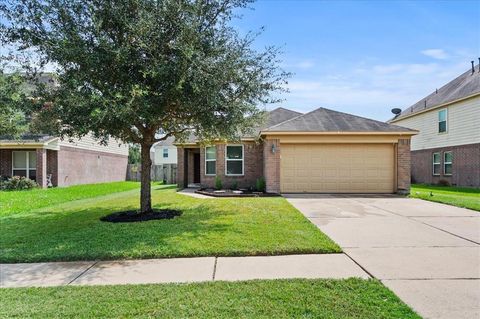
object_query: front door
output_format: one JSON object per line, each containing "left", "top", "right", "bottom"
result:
{"left": 193, "top": 153, "right": 201, "bottom": 183}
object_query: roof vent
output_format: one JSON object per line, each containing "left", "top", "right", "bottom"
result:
{"left": 478, "top": 57, "right": 480, "bottom": 73}
{"left": 472, "top": 60, "right": 475, "bottom": 74}
{"left": 391, "top": 108, "right": 401, "bottom": 115}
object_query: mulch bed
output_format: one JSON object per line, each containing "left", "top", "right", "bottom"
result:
{"left": 195, "top": 189, "right": 280, "bottom": 198}
{"left": 100, "top": 209, "right": 182, "bottom": 223}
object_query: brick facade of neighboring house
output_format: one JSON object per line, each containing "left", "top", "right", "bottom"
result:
{"left": 1, "top": 135, "right": 128, "bottom": 188}
{"left": 410, "top": 143, "right": 480, "bottom": 187}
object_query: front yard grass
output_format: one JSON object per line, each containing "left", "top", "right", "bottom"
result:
{"left": 0, "top": 181, "right": 140, "bottom": 216}
{"left": 0, "top": 185, "right": 340, "bottom": 263}
{"left": 411, "top": 184, "right": 480, "bottom": 212}
{"left": 0, "top": 278, "right": 420, "bottom": 319}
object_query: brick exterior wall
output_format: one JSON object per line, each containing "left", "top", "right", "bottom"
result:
{"left": 199, "top": 142, "right": 264, "bottom": 189}
{"left": 411, "top": 143, "right": 480, "bottom": 187}
{"left": 57, "top": 146, "right": 128, "bottom": 187}
{"left": 36, "top": 148, "right": 47, "bottom": 188}
{"left": 263, "top": 139, "right": 280, "bottom": 193}
{"left": 397, "top": 139, "right": 411, "bottom": 194}
{"left": 0, "top": 149, "right": 12, "bottom": 177}
{"left": 177, "top": 138, "right": 414, "bottom": 194}
{"left": 177, "top": 148, "right": 186, "bottom": 188}
{"left": 47, "top": 150, "right": 58, "bottom": 186}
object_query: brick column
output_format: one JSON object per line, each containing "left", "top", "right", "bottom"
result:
{"left": 36, "top": 148, "right": 48, "bottom": 188}
{"left": 263, "top": 139, "right": 280, "bottom": 193}
{"left": 397, "top": 138, "right": 411, "bottom": 194}
{"left": 177, "top": 148, "right": 185, "bottom": 188}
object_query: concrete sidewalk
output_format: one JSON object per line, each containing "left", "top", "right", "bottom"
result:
{"left": 286, "top": 195, "right": 480, "bottom": 319}
{"left": 0, "top": 254, "right": 369, "bottom": 288}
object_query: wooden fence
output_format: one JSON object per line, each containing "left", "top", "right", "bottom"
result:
{"left": 127, "top": 164, "right": 177, "bottom": 184}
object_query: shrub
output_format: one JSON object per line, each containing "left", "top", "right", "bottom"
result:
{"left": 256, "top": 177, "right": 266, "bottom": 192}
{"left": 231, "top": 181, "right": 238, "bottom": 190}
{"left": 437, "top": 179, "right": 450, "bottom": 187}
{"left": 1, "top": 176, "right": 38, "bottom": 191}
{"left": 215, "top": 176, "right": 223, "bottom": 190}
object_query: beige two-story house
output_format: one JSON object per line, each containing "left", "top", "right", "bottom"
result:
{"left": 390, "top": 63, "right": 480, "bottom": 187}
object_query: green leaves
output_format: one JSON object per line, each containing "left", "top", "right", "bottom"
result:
{"left": 0, "top": 72, "right": 30, "bottom": 137}
{"left": 1, "top": 0, "right": 288, "bottom": 144}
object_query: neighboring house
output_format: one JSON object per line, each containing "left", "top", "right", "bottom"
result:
{"left": 176, "top": 107, "right": 417, "bottom": 194}
{"left": 151, "top": 137, "right": 177, "bottom": 165}
{"left": 0, "top": 134, "right": 129, "bottom": 188}
{"left": 389, "top": 64, "right": 480, "bottom": 187}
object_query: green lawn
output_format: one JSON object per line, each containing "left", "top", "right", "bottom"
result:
{"left": 0, "top": 184, "right": 340, "bottom": 263}
{"left": 0, "top": 279, "right": 419, "bottom": 319}
{"left": 411, "top": 184, "right": 480, "bottom": 212}
{"left": 0, "top": 181, "right": 140, "bottom": 216}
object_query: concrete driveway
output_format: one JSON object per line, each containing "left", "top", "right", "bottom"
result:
{"left": 285, "top": 194, "right": 480, "bottom": 319}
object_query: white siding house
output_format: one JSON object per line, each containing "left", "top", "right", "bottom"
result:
{"left": 390, "top": 64, "right": 480, "bottom": 187}
{"left": 152, "top": 144, "right": 178, "bottom": 165}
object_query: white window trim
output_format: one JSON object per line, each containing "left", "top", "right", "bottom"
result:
{"left": 438, "top": 108, "right": 448, "bottom": 134}
{"left": 432, "top": 152, "right": 441, "bottom": 176}
{"left": 205, "top": 146, "right": 216, "bottom": 176}
{"left": 225, "top": 144, "right": 244, "bottom": 176}
{"left": 162, "top": 148, "right": 169, "bottom": 158}
{"left": 12, "top": 151, "right": 36, "bottom": 177}
{"left": 444, "top": 151, "right": 453, "bottom": 176}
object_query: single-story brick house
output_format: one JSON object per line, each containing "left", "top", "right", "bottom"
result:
{"left": 176, "top": 107, "right": 417, "bottom": 194}
{"left": 0, "top": 134, "right": 128, "bottom": 188}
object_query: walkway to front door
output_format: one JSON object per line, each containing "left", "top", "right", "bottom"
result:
{"left": 284, "top": 194, "right": 480, "bottom": 319}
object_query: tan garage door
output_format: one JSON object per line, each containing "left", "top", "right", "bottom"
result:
{"left": 281, "top": 144, "right": 394, "bottom": 193}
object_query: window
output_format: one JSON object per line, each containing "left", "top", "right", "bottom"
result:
{"left": 438, "top": 109, "right": 447, "bottom": 133}
{"left": 12, "top": 151, "right": 37, "bottom": 181}
{"left": 433, "top": 152, "right": 441, "bottom": 175}
{"left": 444, "top": 152, "right": 453, "bottom": 175}
{"left": 225, "top": 145, "right": 243, "bottom": 176}
{"left": 205, "top": 146, "right": 216, "bottom": 175}
{"left": 163, "top": 148, "right": 169, "bottom": 158}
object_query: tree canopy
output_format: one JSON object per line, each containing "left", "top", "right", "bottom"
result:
{"left": 0, "top": 71, "right": 30, "bottom": 137}
{"left": 1, "top": 0, "right": 289, "bottom": 212}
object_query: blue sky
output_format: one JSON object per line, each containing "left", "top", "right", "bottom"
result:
{"left": 234, "top": 0, "right": 480, "bottom": 120}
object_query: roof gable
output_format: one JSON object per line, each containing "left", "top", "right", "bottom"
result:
{"left": 264, "top": 107, "right": 416, "bottom": 133}
{"left": 264, "top": 107, "right": 303, "bottom": 128}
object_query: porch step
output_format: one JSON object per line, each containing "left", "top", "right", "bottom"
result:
{"left": 187, "top": 183, "right": 201, "bottom": 188}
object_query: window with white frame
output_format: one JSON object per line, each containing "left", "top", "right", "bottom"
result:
{"left": 438, "top": 109, "right": 447, "bottom": 133}
{"left": 225, "top": 145, "right": 243, "bottom": 175}
{"left": 163, "top": 148, "right": 169, "bottom": 158}
{"left": 444, "top": 152, "right": 452, "bottom": 175}
{"left": 205, "top": 146, "right": 216, "bottom": 175}
{"left": 433, "top": 152, "right": 441, "bottom": 176}
{"left": 12, "top": 151, "right": 37, "bottom": 180}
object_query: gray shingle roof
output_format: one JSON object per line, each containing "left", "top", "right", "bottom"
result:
{"left": 153, "top": 136, "right": 175, "bottom": 147}
{"left": 0, "top": 134, "right": 56, "bottom": 144}
{"left": 264, "top": 107, "right": 416, "bottom": 132}
{"left": 264, "top": 107, "right": 303, "bottom": 128}
{"left": 393, "top": 64, "right": 480, "bottom": 121}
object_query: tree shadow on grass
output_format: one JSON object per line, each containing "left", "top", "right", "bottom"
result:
{"left": 0, "top": 202, "right": 235, "bottom": 263}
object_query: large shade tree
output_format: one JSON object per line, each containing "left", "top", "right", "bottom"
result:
{"left": 1, "top": 0, "right": 288, "bottom": 213}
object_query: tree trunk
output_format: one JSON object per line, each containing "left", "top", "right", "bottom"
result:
{"left": 140, "top": 142, "right": 153, "bottom": 213}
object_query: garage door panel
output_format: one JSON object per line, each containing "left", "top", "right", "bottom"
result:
{"left": 281, "top": 144, "right": 394, "bottom": 193}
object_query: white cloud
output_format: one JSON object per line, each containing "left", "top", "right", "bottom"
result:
{"left": 276, "top": 61, "right": 468, "bottom": 121}
{"left": 421, "top": 49, "right": 449, "bottom": 60}
{"left": 283, "top": 59, "right": 315, "bottom": 70}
